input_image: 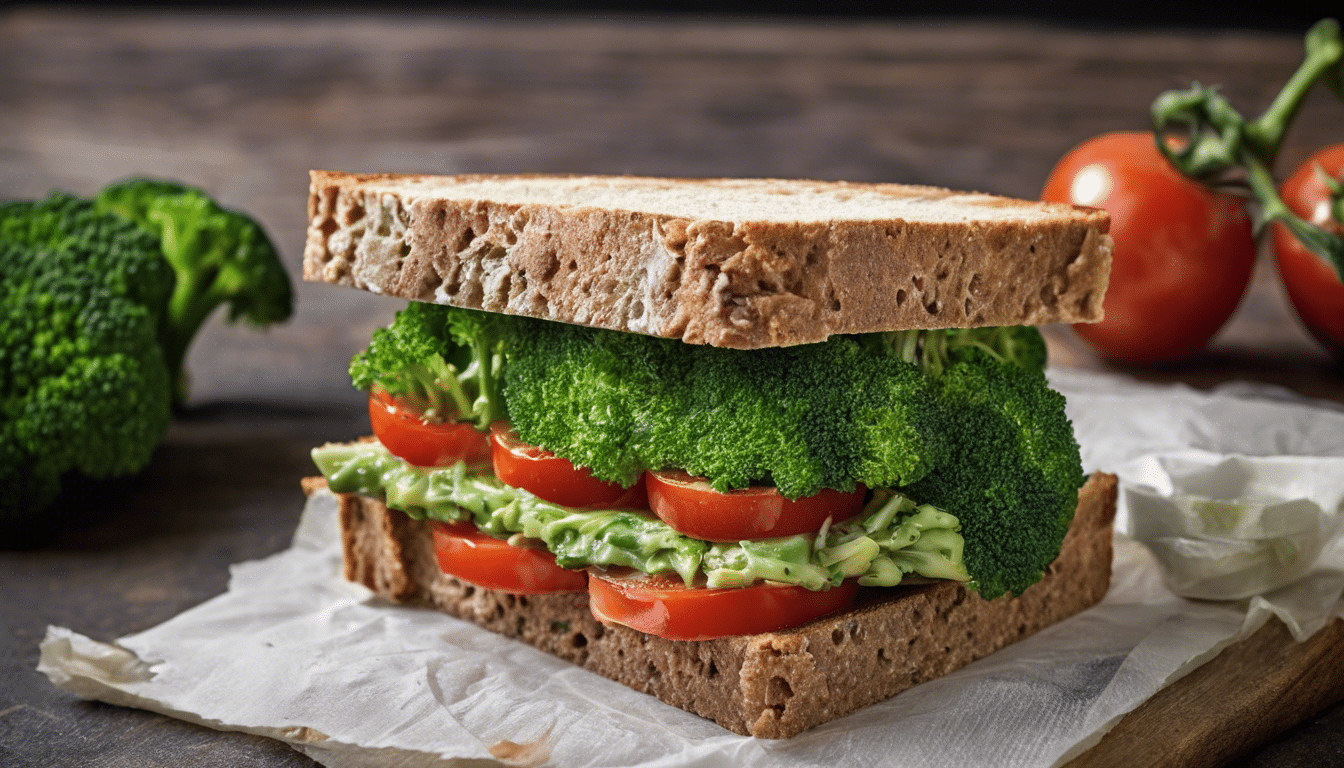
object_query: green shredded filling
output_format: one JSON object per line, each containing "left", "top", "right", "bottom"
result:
{"left": 312, "top": 441, "right": 969, "bottom": 591}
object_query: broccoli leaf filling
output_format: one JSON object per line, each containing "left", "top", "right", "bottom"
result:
{"left": 333, "top": 303, "right": 1083, "bottom": 598}
{"left": 313, "top": 441, "right": 968, "bottom": 590}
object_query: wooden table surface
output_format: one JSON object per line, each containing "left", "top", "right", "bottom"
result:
{"left": 2, "top": 9, "right": 1342, "bottom": 768}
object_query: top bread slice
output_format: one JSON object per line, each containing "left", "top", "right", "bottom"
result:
{"left": 304, "top": 172, "right": 1112, "bottom": 348}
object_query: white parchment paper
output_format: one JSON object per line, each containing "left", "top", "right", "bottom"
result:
{"left": 39, "top": 369, "right": 1344, "bottom": 768}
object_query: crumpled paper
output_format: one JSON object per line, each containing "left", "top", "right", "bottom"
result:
{"left": 39, "top": 369, "right": 1344, "bottom": 768}
{"left": 1122, "top": 453, "right": 1344, "bottom": 611}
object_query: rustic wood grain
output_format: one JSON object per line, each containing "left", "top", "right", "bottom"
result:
{"left": 2, "top": 9, "right": 1342, "bottom": 768}
{"left": 1072, "top": 617, "right": 1344, "bottom": 768}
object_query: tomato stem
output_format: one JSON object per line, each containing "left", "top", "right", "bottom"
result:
{"left": 1247, "top": 153, "right": 1344, "bottom": 281}
{"left": 1151, "top": 18, "right": 1344, "bottom": 280}
{"left": 1245, "top": 19, "right": 1344, "bottom": 165}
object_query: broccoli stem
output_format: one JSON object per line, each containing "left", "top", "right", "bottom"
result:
{"left": 469, "top": 334, "right": 505, "bottom": 429}
{"left": 94, "top": 178, "right": 294, "bottom": 405}
{"left": 161, "top": 268, "right": 230, "bottom": 404}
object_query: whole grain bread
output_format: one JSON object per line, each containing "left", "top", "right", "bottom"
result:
{"left": 310, "top": 472, "right": 1116, "bottom": 738}
{"left": 304, "top": 172, "right": 1112, "bottom": 348}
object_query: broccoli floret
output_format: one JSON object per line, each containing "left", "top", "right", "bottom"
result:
{"left": 904, "top": 348, "right": 1084, "bottom": 599}
{"left": 503, "top": 321, "right": 947, "bottom": 497}
{"left": 0, "top": 192, "right": 174, "bottom": 319}
{"left": 501, "top": 317, "right": 663, "bottom": 484}
{"left": 96, "top": 178, "right": 294, "bottom": 403}
{"left": 350, "top": 301, "right": 507, "bottom": 429}
{"left": 675, "top": 340, "right": 946, "bottom": 497}
{"left": 877, "top": 325, "right": 1048, "bottom": 376}
{"left": 0, "top": 194, "right": 174, "bottom": 524}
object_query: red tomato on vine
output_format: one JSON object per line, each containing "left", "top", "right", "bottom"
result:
{"left": 1042, "top": 132, "right": 1257, "bottom": 364}
{"left": 1273, "top": 144, "right": 1344, "bottom": 356}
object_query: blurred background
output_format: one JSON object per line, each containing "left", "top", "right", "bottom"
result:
{"left": 4, "top": 3, "right": 1341, "bottom": 408}
{"left": 3, "top": 5, "right": 1342, "bottom": 767}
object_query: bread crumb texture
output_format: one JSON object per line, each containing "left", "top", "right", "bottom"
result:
{"left": 305, "top": 173, "right": 1112, "bottom": 347}
{"left": 331, "top": 473, "right": 1117, "bottom": 737}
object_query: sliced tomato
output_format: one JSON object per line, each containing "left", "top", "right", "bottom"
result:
{"left": 490, "top": 423, "right": 647, "bottom": 509}
{"left": 645, "top": 469, "right": 865, "bottom": 542}
{"left": 368, "top": 389, "right": 491, "bottom": 468}
{"left": 431, "top": 521, "right": 588, "bottom": 594}
{"left": 588, "top": 571, "right": 860, "bottom": 641}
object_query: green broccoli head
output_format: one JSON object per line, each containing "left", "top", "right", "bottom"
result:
{"left": 0, "top": 195, "right": 174, "bottom": 524}
{"left": 350, "top": 301, "right": 507, "bottom": 429}
{"left": 905, "top": 349, "right": 1084, "bottom": 599}
{"left": 0, "top": 192, "right": 173, "bottom": 320}
{"left": 670, "top": 339, "right": 946, "bottom": 497}
{"left": 96, "top": 178, "right": 294, "bottom": 403}
{"left": 496, "top": 316, "right": 665, "bottom": 484}
{"left": 502, "top": 320, "right": 946, "bottom": 497}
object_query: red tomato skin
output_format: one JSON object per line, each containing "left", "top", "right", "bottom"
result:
{"left": 1042, "top": 132, "right": 1256, "bottom": 363}
{"left": 368, "top": 390, "right": 491, "bottom": 467}
{"left": 588, "top": 572, "right": 860, "bottom": 641}
{"left": 1273, "top": 145, "right": 1344, "bottom": 356}
{"left": 431, "top": 521, "right": 589, "bottom": 594}
{"left": 645, "top": 470, "right": 865, "bottom": 542}
{"left": 490, "top": 423, "right": 647, "bottom": 510}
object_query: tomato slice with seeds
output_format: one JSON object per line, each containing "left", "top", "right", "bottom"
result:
{"left": 645, "top": 469, "right": 865, "bottom": 542}
{"left": 368, "top": 389, "right": 491, "bottom": 468}
{"left": 588, "top": 571, "right": 860, "bottom": 641}
{"left": 490, "top": 423, "right": 647, "bottom": 509}
{"left": 431, "top": 521, "right": 588, "bottom": 594}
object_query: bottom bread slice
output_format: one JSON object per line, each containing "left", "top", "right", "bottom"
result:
{"left": 314, "top": 472, "right": 1117, "bottom": 739}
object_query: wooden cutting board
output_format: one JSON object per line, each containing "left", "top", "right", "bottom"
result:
{"left": 1070, "top": 616, "right": 1344, "bottom": 767}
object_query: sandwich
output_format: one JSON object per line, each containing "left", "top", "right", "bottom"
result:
{"left": 303, "top": 172, "right": 1118, "bottom": 738}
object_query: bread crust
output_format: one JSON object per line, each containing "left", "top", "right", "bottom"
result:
{"left": 304, "top": 172, "right": 1112, "bottom": 348}
{"left": 315, "top": 472, "right": 1116, "bottom": 738}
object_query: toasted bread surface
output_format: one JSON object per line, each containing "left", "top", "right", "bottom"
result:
{"left": 314, "top": 472, "right": 1116, "bottom": 738}
{"left": 304, "top": 172, "right": 1112, "bottom": 348}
